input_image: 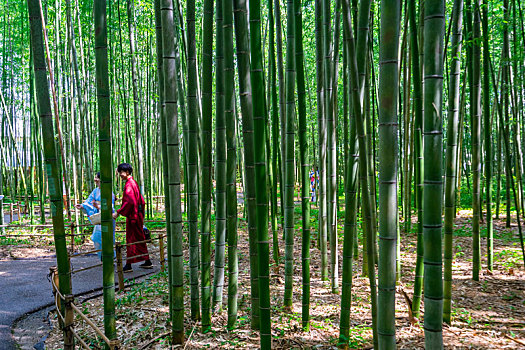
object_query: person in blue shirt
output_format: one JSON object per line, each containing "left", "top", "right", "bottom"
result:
{"left": 75, "top": 172, "right": 116, "bottom": 260}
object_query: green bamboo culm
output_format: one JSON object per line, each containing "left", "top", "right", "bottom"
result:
{"left": 160, "top": 0, "right": 185, "bottom": 343}
{"left": 471, "top": 0, "right": 482, "bottom": 282}
{"left": 408, "top": 1, "right": 424, "bottom": 317}
{"left": 501, "top": 0, "right": 511, "bottom": 230}
{"left": 341, "top": 0, "right": 377, "bottom": 346}
{"left": 423, "top": 0, "right": 445, "bottom": 348}
{"left": 213, "top": 0, "right": 226, "bottom": 316}
{"left": 126, "top": 0, "right": 145, "bottom": 195}
{"left": 323, "top": 0, "right": 339, "bottom": 293}
{"left": 377, "top": 0, "right": 400, "bottom": 347}
{"left": 186, "top": 0, "right": 201, "bottom": 323}
{"left": 327, "top": 0, "right": 341, "bottom": 294}
{"left": 355, "top": 0, "right": 372, "bottom": 278}
{"left": 314, "top": 0, "right": 329, "bottom": 282}
{"left": 489, "top": 59, "right": 525, "bottom": 274}
{"left": 283, "top": 0, "right": 296, "bottom": 313}
{"left": 408, "top": 0, "right": 424, "bottom": 318}
{"left": 27, "top": 0, "right": 73, "bottom": 346}
{"left": 294, "top": 0, "right": 311, "bottom": 330}
{"left": 339, "top": 1, "right": 359, "bottom": 346}
{"left": 199, "top": 0, "right": 214, "bottom": 331}
{"left": 443, "top": 0, "right": 464, "bottom": 325}
{"left": 0, "top": 143, "right": 3, "bottom": 235}
{"left": 233, "top": 0, "right": 259, "bottom": 330}
{"left": 249, "top": 0, "right": 271, "bottom": 346}
{"left": 93, "top": 0, "right": 117, "bottom": 344}
{"left": 223, "top": 0, "right": 239, "bottom": 329}
{"left": 268, "top": 0, "right": 281, "bottom": 269}
{"left": 481, "top": 0, "right": 493, "bottom": 271}
{"left": 153, "top": 0, "right": 175, "bottom": 338}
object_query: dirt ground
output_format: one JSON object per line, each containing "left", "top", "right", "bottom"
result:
{"left": 40, "top": 209, "right": 525, "bottom": 349}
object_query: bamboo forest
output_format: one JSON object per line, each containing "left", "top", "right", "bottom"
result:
{"left": 2, "top": 0, "right": 525, "bottom": 348}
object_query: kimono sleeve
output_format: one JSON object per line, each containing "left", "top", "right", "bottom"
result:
{"left": 117, "top": 183, "right": 135, "bottom": 218}
{"left": 81, "top": 189, "right": 99, "bottom": 217}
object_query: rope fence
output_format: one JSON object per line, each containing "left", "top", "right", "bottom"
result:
{"left": 47, "top": 232, "right": 167, "bottom": 348}
{"left": 50, "top": 267, "right": 120, "bottom": 350}
{"left": 114, "top": 234, "right": 166, "bottom": 290}
{"left": 0, "top": 219, "right": 167, "bottom": 253}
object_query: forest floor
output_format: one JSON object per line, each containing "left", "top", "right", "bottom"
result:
{"left": 25, "top": 207, "right": 525, "bottom": 349}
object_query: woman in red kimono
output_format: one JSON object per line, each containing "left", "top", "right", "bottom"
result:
{"left": 113, "top": 163, "right": 152, "bottom": 272}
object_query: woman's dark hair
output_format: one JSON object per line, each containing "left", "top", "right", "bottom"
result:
{"left": 117, "top": 163, "right": 133, "bottom": 175}
{"left": 96, "top": 172, "right": 101, "bottom": 179}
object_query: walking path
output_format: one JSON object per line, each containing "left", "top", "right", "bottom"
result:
{"left": 0, "top": 254, "right": 160, "bottom": 349}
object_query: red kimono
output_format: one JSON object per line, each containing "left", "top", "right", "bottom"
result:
{"left": 117, "top": 176, "right": 149, "bottom": 263}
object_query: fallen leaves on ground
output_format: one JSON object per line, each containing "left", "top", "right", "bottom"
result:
{"left": 42, "top": 210, "right": 525, "bottom": 349}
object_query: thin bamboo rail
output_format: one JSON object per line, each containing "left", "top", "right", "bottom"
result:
{"left": 71, "top": 263, "right": 104, "bottom": 274}
{"left": 70, "top": 303, "right": 113, "bottom": 345}
{"left": 71, "top": 329, "right": 92, "bottom": 349}
{"left": 50, "top": 268, "right": 120, "bottom": 349}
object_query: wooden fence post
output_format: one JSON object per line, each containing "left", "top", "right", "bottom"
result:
{"left": 115, "top": 242, "right": 125, "bottom": 291}
{"left": 159, "top": 235, "right": 165, "bottom": 272}
{"left": 9, "top": 203, "right": 13, "bottom": 222}
{"left": 69, "top": 223, "right": 75, "bottom": 252}
{"left": 64, "top": 295, "right": 74, "bottom": 350}
{"left": 50, "top": 267, "right": 61, "bottom": 312}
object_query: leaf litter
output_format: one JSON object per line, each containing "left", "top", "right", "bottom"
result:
{"left": 42, "top": 210, "right": 525, "bottom": 349}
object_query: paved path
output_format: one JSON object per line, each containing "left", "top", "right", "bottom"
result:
{"left": 0, "top": 254, "right": 160, "bottom": 349}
